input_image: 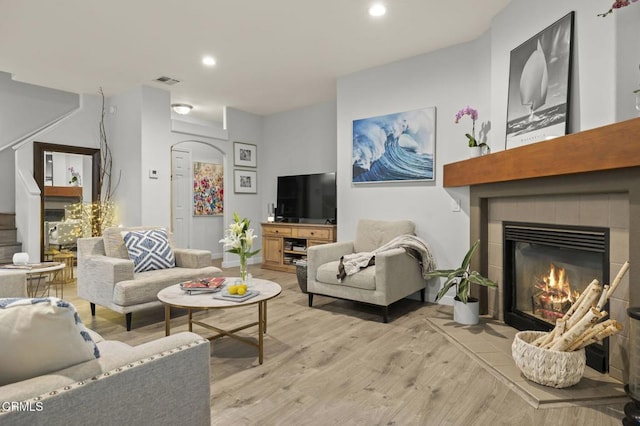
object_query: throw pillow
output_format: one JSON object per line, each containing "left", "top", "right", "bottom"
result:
{"left": 123, "top": 228, "right": 176, "bottom": 273}
{"left": 0, "top": 297, "right": 100, "bottom": 386}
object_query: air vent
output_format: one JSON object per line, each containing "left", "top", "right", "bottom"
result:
{"left": 154, "top": 76, "right": 181, "bottom": 85}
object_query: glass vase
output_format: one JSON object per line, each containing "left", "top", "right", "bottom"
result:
{"left": 239, "top": 254, "right": 248, "bottom": 283}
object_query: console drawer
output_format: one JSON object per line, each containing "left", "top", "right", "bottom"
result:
{"left": 262, "top": 226, "right": 292, "bottom": 237}
{"left": 295, "top": 228, "right": 331, "bottom": 240}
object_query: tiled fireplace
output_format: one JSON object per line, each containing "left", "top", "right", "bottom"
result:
{"left": 487, "top": 194, "right": 627, "bottom": 377}
{"left": 444, "top": 118, "right": 640, "bottom": 383}
{"left": 502, "top": 220, "right": 611, "bottom": 372}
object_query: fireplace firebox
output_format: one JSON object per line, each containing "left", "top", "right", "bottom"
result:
{"left": 503, "top": 222, "right": 610, "bottom": 373}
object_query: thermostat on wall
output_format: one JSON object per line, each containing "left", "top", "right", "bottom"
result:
{"left": 149, "top": 169, "right": 159, "bottom": 179}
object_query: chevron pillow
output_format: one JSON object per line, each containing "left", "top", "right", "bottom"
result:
{"left": 123, "top": 228, "right": 176, "bottom": 273}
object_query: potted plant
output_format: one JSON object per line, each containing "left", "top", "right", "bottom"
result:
{"left": 455, "top": 106, "right": 489, "bottom": 157}
{"left": 425, "top": 240, "right": 497, "bottom": 325}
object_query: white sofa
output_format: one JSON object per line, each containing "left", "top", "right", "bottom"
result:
{"left": 77, "top": 226, "right": 221, "bottom": 330}
{"left": 0, "top": 273, "right": 211, "bottom": 425}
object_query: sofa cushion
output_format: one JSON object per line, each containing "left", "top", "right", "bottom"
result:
{"left": 0, "top": 297, "right": 100, "bottom": 386}
{"left": 113, "top": 266, "right": 221, "bottom": 306}
{"left": 316, "top": 261, "right": 376, "bottom": 290}
{"left": 123, "top": 229, "right": 176, "bottom": 273}
{"left": 354, "top": 220, "right": 415, "bottom": 253}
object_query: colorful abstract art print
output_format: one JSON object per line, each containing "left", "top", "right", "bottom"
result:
{"left": 352, "top": 107, "right": 436, "bottom": 183}
{"left": 193, "top": 162, "right": 223, "bottom": 216}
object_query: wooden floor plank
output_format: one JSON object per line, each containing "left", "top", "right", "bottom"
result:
{"left": 59, "top": 262, "right": 625, "bottom": 425}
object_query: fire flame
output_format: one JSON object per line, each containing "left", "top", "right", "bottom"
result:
{"left": 535, "top": 263, "right": 579, "bottom": 303}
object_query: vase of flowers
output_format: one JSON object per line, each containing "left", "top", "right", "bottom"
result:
{"left": 598, "top": 0, "right": 638, "bottom": 17}
{"left": 219, "top": 212, "right": 260, "bottom": 283}
{"left": 68, "top": 166, "right": 82, "bottom": 186}
{"left": 455, "top": 106, "right": 489, "bottom": 158}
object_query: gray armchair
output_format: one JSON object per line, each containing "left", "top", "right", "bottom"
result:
{"left": 307, "top": 219, "right": 429, "bottom": 322}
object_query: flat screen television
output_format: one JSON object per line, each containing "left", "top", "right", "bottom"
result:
{"left": 276, "top": 172, "right": 336, "bottom": 223}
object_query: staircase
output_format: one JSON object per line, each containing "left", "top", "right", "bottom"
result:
{"left": 0, "top": 213, "right": 22, "bottom": 264}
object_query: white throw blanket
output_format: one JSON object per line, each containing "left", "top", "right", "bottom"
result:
{"left": 337, "top": 234, "right": 436, "bottom": 281}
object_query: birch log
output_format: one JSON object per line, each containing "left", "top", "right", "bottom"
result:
{"left": 573, "top": 322, "right": 623, "bottom": 350}
{"left": 596, "top": 285, "right": 610, "bottom": 311}
{"left": 607, "top": 261, "right": 630, "bottom": 299}
{"left": 565, "top": 282, "right": 602, "bottom": 330}
{"left": 566, "top": 318, "right": 617, "bottom": 351}
{"left": 562, "top": 279, "right": 600, "bottom": 322}
{"left": 550, "top": 308, "right": 606, "bottom": 351}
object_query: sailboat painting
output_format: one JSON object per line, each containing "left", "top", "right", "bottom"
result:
{"left": 506, "top": 12, "right": 574, "bottom": 149}
{"left": 352, "top": 107, "right": 436, "bottom": 183}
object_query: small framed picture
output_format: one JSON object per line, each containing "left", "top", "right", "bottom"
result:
{"left": 234, "top": 169, "right": 257, "bottom": 194}
{"left": 234, "top": 142, "right": 257, "bottom": 168}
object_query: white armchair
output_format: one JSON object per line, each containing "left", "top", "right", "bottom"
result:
{"left": 307, "top": 219, "right": 429, "bottom": 322}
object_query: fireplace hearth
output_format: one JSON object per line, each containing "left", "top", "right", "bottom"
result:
{"left": 503, "top": 222, "right": 610, "bottom": 372}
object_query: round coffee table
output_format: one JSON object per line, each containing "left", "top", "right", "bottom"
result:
{"left": 157, "top": 277, "right": 282, "bottom": 364}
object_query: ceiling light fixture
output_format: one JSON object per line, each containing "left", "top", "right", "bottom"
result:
{"left": 171, "top": 103, "right": 193, "bottom": 115}
{"left": 202, "top": 56, "right": 216, "bottom": 66}
{"left": 369, "top": 3, "right": 386, "bottom": 17}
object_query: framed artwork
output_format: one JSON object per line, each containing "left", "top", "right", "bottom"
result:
{"left": 352, "top": 107, "right": 436, "bottom": 183}
{"left": 233, "top": 142, "right": 257, "bottom": 168}
{"left": 192, "top": 162, "right": 223, "bottom": 216}
{"left": 234, "top": 169, "right": 257, "bottom": 194}
{"left": 506, "top": 12, "right": 574, "bottom": 149}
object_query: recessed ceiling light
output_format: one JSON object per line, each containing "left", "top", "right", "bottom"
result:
{"left": 369, "top": 3, "right": 386, "bottom": 17}
{"left": 202, "top": 56, "right": 216, "bottom": 66}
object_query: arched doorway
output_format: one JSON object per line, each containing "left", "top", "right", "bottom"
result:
{"left": 171, "top": 140, "right": 226, "bottom": 257}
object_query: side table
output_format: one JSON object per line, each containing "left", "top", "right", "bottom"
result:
{"left": 51, "top": 253, "right": 75, "bottom": 297}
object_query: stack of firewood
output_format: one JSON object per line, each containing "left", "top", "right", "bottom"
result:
{"left": 531, "top": 261, "right": 629, "bottom": 352}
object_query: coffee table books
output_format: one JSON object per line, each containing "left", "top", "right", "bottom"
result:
{"left": 179, "top": 277, "right": 226, "bottom": 294}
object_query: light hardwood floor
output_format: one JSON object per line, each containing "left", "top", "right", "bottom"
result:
{"left": 64, "top": 263, "right": 626, "bottom": 425}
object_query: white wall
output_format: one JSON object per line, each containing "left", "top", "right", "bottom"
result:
{"left": 491, "top": 0, "right": 620, "bottom": 144}
{"left": 12, "top": 93, "right": 102, "bottom": 259}
{"left": 0, "top": 72, "right": 80, "bottom": 211}
{"left": 140, "top": 86, "right": 173, "bottom": 227}
{"left": 615, "top": 2, "right": 640, "bottom": 121}
{"left": 108, "top": 87, "right": 142, "bottom": 226}
{"left": 261, "top": 101, "right": 337, "bottom": 221}
{"left": 336, "top": 34, "right": 491, "bottom": 301}
{"left": 221, "top": 107, "right": 264, "bottom": 267}
{"left": 334, "top": 0, "right": 638, "bottom": 302}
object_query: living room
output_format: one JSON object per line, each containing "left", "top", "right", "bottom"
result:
{"left": 1, "top": 0, "right": 639, "bottom": 424}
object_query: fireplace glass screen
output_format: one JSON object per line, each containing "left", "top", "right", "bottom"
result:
{"left": 514, "top": 243, "right": 602, "bottom": 325}
{"left": 504, "top": 222, "right": 609, "bottom": 372}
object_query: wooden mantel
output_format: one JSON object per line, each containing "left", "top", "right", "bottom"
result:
{"left": 43, "top": 186, "right": 83, "bottom": 198}
{"left": 443, "top": 118, "right": 640, "bottom": 187}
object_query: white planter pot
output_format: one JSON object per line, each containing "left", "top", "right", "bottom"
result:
{"left": 469, "top": 146, "right": 482, "bottom": 158}
{"left": 453, "top": 299, "right": 479, "bottom": 325}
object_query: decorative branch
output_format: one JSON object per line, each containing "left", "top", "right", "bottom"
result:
{"left": 98, "top": 87, "right": 121, "bottom": 202}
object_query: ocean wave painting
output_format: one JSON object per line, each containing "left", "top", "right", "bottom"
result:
{"left": 352, "top": 107, "right": 436, "bottom": 183}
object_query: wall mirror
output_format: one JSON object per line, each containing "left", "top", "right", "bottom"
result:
{"left": 33, "top": 142, "right": 100, "bottom": 261}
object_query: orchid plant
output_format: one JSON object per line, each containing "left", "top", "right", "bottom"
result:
{"left": 455, "top": 106, "right": 489, "bottom": 150}
{"left": 68, "top": 166, "right": 81, "bottom": 185}
{"left": 598, "top": 0, "right": 638, "bottom": 17}
{"left": 219, "top": 212, "right": 260, "bottom": 282}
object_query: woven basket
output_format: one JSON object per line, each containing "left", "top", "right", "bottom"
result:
{"left": 511, "top": 331, "right": 586, "bottom": 388}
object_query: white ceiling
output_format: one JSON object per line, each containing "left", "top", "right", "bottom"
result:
{"left": 0, "top": 0, "right": 511, "bottom": 122}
